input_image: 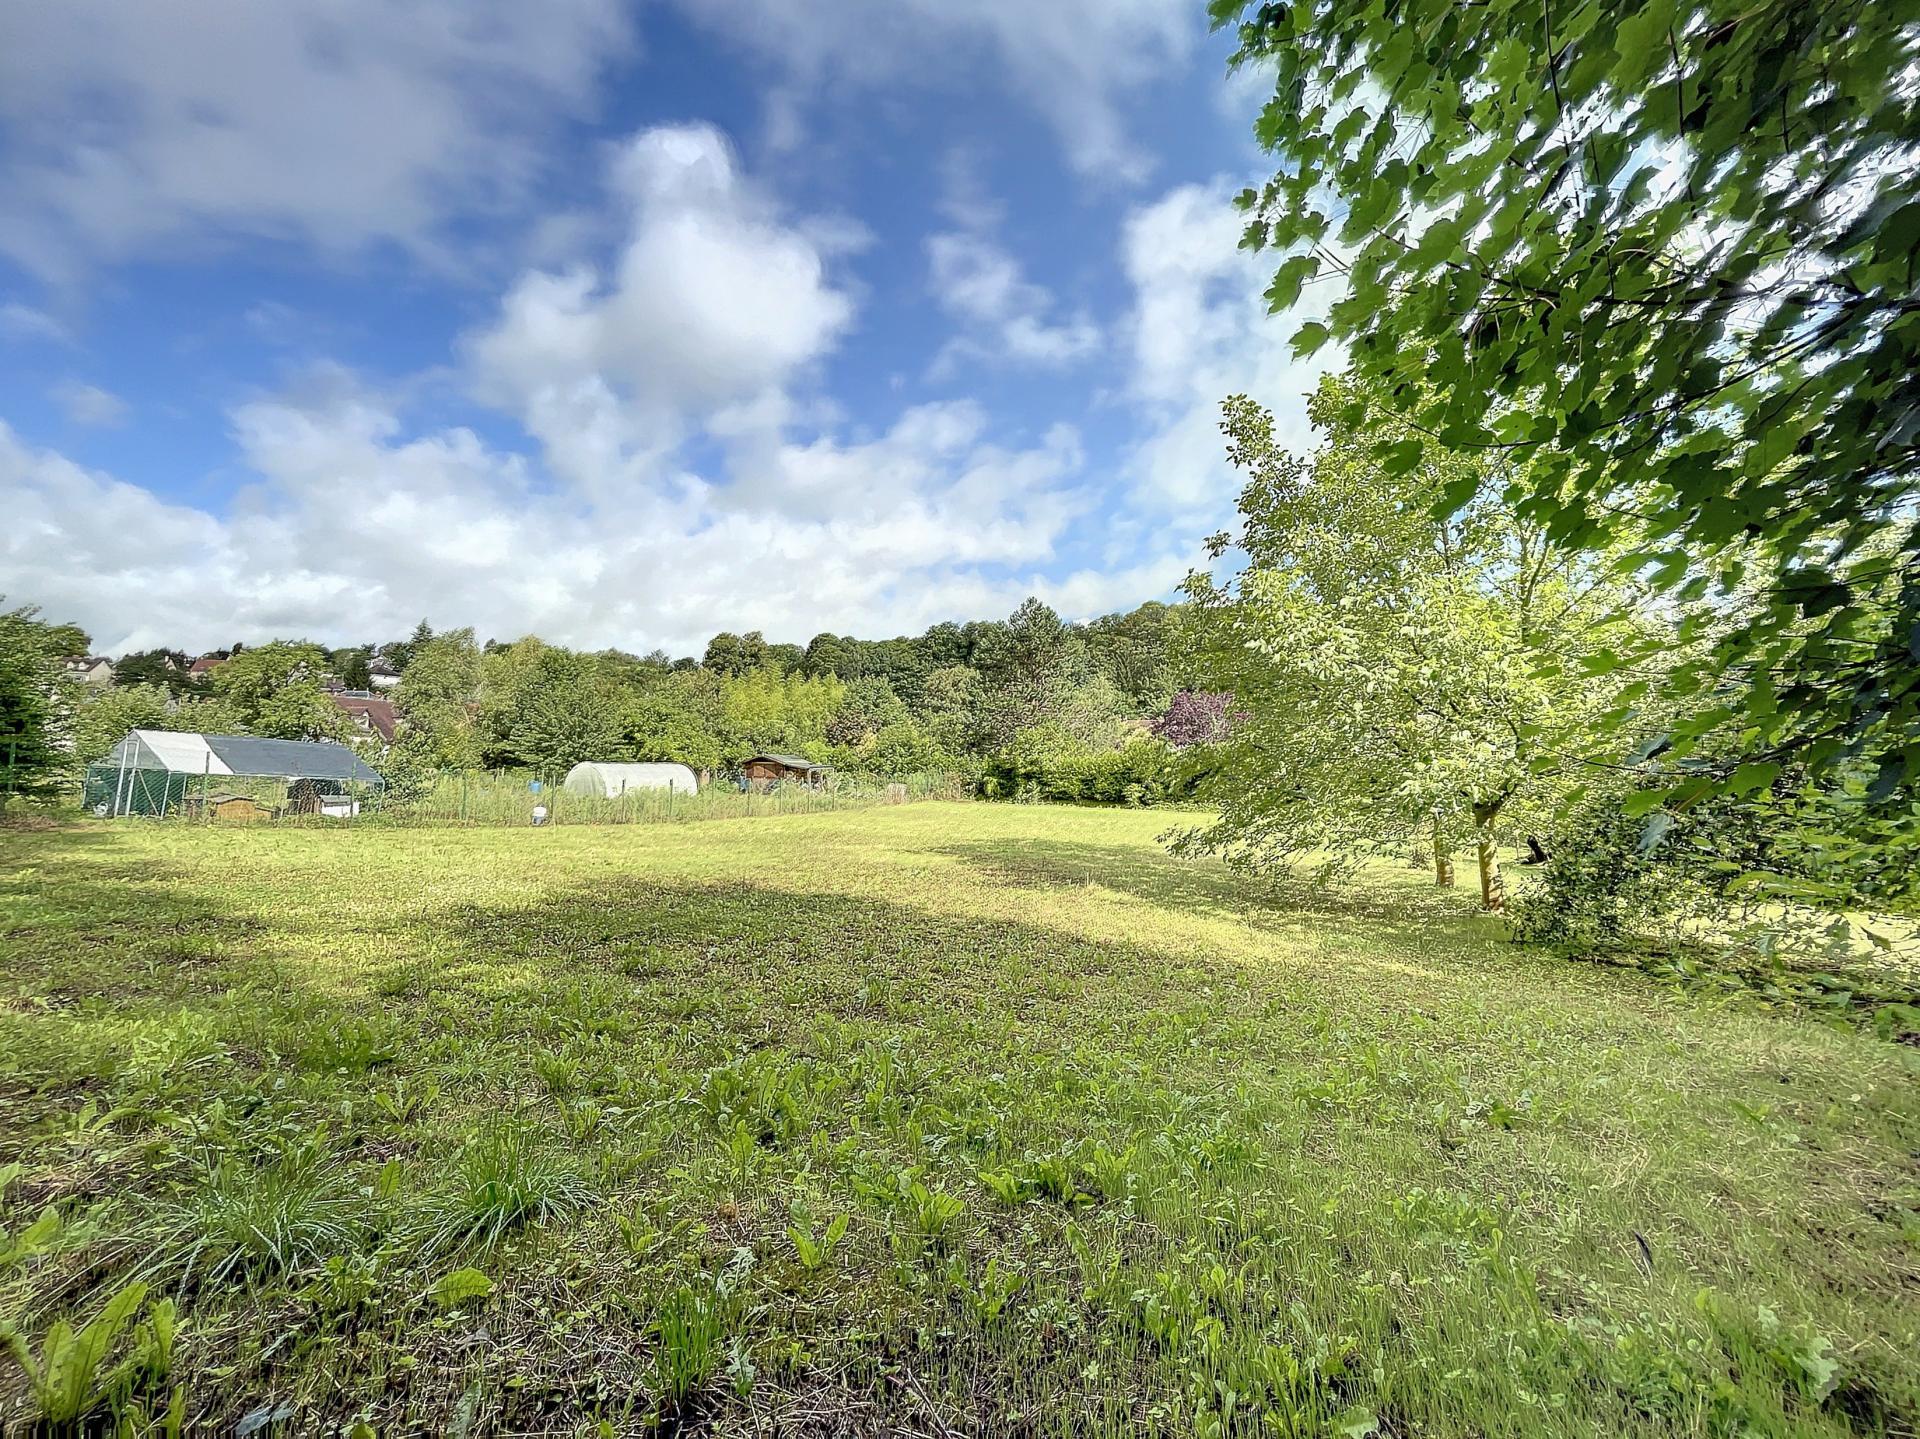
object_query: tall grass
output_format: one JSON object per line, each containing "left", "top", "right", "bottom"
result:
{"left": 373, "top": 768, "right": 962, "bottom": 828}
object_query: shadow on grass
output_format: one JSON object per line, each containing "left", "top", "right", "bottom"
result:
{"left": 7, "top": 827, "right": 1914, "bottom": 1437}
{"left": 931, "top": 835, "right": 1489, "bottom": 935}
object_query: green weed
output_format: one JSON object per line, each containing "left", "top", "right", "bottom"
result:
{"left": 422, "top": 1126, "right": 594, "bottom": 1256}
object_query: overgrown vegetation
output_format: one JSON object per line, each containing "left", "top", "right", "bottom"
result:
{"left": 2, "top": 807, "right": 1915, "bottom": 1434}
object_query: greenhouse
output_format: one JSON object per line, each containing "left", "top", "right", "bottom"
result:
{"left": 85, "top": 729, "right": 385, "bottom": 818}
{"left": 562, "top": 761, "right": 699, "bottom": 799}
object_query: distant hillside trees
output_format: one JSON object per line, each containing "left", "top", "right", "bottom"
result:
{"left": 34, "top": 594, "right": 1198, "bottom": 802}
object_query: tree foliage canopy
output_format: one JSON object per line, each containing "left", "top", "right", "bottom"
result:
{"left": 1177, "top": 379, "right": 1652, "bottom": 903}
{"left": 1216, "top": 0, "right": 1920, "bottom": 803}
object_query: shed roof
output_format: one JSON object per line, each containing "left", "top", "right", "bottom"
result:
{"left": 107, "top": 730, "right": 383, "bottom": 783}
{"left": 745, "top": 753, "right": 826, "bottom": 770}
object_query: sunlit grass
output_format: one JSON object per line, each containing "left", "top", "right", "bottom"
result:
{"left": 1, "top": 804, "right": 1914, "bottom": 1434}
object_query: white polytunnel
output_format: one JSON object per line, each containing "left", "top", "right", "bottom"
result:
{"left": 561, "top": 762, "right": 699, "bottom": 798}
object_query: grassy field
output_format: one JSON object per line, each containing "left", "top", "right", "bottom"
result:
{"left": 1, "top": 804, "right": 1915, "bottom": 1437}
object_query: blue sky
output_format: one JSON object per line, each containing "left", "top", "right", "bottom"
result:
{"left": 0, "top": 0, "right": 1325, "bottom": 657}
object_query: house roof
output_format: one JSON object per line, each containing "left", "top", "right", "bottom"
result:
{"left": 187, "top": 655, "right": 224, "bottom": 676}
{"left": 107, "top": 729, "right": 383, "bottom": 783}
{"left": 332, "top": 694, "right": 398, "bottom": 742}
{"left": 746, "top": 753, "right": 826, "bottom": 770}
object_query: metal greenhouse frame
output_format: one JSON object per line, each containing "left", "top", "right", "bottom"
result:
{"left": 85, "top": 729, "right": 385, "bottom": 819}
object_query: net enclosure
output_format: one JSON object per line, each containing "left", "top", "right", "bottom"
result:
{"left": 85, "top": 729, "right": 385, "bottom": 818}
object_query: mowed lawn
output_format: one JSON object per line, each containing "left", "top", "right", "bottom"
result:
{"left": 1, "top": 805, "right": 1915, "bottom": 1437}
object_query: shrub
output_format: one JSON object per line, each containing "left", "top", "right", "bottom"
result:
{"left": 979, "top": 725, "right": 1176, "bottom": 805}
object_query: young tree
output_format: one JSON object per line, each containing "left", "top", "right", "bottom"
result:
{"left": 395, "top": 628, "right": 482, "bottom": 769}
{"left": 1177, "top": 381, "right": 1651, "bottom": 909}
{"left": 0, "top": 604, "right": 77, "bottom": 805}
{"left": 1217, "top": 0, "right": 1919, "bottom": 808}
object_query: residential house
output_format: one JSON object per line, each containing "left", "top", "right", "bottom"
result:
{"left": 62, "top": 656, "right": 115, "bottom": 686}
{"left": 330, "top": 692, "right": 399, "bottom": 744}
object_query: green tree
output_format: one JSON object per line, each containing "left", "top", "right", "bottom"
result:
{"left": 0, "top": 604, "right": 76, "bottom": 804}
{"left": 625, "top": 670, "right": 727, "bottom": 772}
{"left": 396, "top": 628, "right": 482, "bottom": 769}
{"left": 1085, "top": 602, "right": 1178, "bottom": 711}
{"left": 505, "top": 653, "right": 627, "bottom": 776}
{"left": 703, "top": 630, "right": 770, "bottom": 677}
{"left": 72, "top": 684, "right": 176, "bottom": 765}
{"left": 917, "top": 664, "right": 987, "bottom": 753}
{"left": 1177, "top": 382, "right": 1650, "bottom": 909}
{"left": 209, "top": 642, "right": 349, "bottom": 741}
{"left": 827, "top": 676, "right": 910, "bottom": 747}
{"left": 476, "top": 637, "right": 551, "bottom": 765}
{"left": 112, "top": 649, "right": 196, "bottom": 696}
{"left": 1218, "top": 0, "right": 1920, "bottom": 807}
{"left": 327, "top": 646, "right": 374, "bottom": 691}
{"left": 720, "top": 669, "right": 843, "bottom": 762}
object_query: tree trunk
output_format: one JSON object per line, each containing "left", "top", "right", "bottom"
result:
{"left": 1476, "top": 830, "right": 1503, "bottom": 912}
{"left": 1431, "top": 813, "right": 1454, "bottom": 888}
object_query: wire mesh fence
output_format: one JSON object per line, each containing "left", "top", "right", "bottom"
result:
{"left": 372, "top": 769, "right": 959, "bottom": 827}
{"left": 66, "top": 766, "right": 963, "bottom": 828}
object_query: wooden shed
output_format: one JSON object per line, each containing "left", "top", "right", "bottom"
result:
{"left": 740, "top": 753, "right": 827, "bottom": 791}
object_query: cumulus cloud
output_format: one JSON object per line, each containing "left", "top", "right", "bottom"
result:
{"left": 51, "top": 380, "right": 128, "bottom": 427}
{"left": 926, "top": 233, "right": 1100, "bottom": 374}
{"left": 0, "top": 118, "right": 1316, "bottom": 658}
{"left": 670, "top": 0, "right": 1193, "bottom": 184}
{"left": 1, "top": 380, "right": 1102, "bottom": 654}
{"left": 468, "top": 124, "right": 857, "bottom": 498}
{"left": 0, "top": 0, "right": 630, "bottom": 277}
{"left": 1118, "top": 178, "right": 1335, "bottom": 515}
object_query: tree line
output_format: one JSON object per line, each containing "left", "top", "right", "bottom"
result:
{"left": 1, "top": 598, "right": 1212, "bottom": 809}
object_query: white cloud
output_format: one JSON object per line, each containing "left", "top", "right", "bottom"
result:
{"left": 468, "top": 125, "right": 857, "bottom": 497}
{"left": 670, "top": 0, "right": 1193, "bottom": 184}
{"left": 51, "top": 380, "right": 129, "bottom": 428}
{"left": 927, "top": 232, "right": 1100, "bottom": 373}
{"left": 0, "top": 302, "right": 73, "bottom": 346}
{"left": 0, "top": 122, "right": 1285, "bottom": 659}
{"left": 1118, "top": 178, "right": 1334, "bottom": 514}
{"left": 0, "top": 372, "right": 1100, "bottom": 655}
{"left": 0, "top": 0, "right": 630, "bottom": 277}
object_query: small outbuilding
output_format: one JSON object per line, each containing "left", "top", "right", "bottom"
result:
{"left": 562, "top": 762, "right": 699, "bottom": 799}
{"left": 740, "top": 753, "right": 828, "bottom": 791}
